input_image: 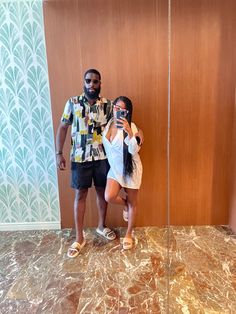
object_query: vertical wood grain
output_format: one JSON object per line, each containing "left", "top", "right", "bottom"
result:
{"left": 43, "top": 0, "right": 168, "bottom": 227}
{"left": 170, "top": 0, "right": 236, "bottom": 224}
{"left": 43, "top": 0, "right": 236, "bottom": 227}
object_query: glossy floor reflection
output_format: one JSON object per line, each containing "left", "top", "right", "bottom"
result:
{"left": 0, "top": 226, "right": 235, "bottom": 313}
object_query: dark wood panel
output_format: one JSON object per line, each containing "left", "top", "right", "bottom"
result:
{"left": 170, "top": 0, "right": 236, "bottom": 225}
{"left": 229, "top": 89, "right": 236, "bottom": 232}
{"left": 43, "top": 0, "right": 82, "bottom": 228}
{"left": 44, "top": 0, "right": 236, "bottom": 228}
{"left": 43, "top": 0, "right": 168, "bottom": 227}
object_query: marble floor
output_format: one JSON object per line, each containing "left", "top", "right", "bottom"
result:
{"left": 0, "top": 226, "right": 235, "bottom": 313}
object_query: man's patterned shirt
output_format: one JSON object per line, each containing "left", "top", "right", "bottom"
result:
{"left": 61, "top": 93, "right": 112, "bottom": 162}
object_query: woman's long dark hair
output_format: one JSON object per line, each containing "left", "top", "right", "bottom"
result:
{"left": 113, "top": 96, "right": 135, "bottom": 178}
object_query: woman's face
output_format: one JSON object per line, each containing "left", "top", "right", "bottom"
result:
{"left": 113, "top": 100, "right": 128, "bottom": 118}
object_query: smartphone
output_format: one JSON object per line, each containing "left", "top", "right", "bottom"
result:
{"left": 116, "top": 110, "right": 127, "bottom": 129}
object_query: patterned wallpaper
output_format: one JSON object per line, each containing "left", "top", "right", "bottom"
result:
{"left": 0, "top": 0, "right": 60, "bottom": 229}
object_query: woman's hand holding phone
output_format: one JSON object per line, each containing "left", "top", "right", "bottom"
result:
{"left": 115, "top": 110, "right": 125, "bottom": 128}
{"left": 116, "top": 117, "right": 133, "bottom": 138}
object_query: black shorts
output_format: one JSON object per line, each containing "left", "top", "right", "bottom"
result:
{"left": 71, "top": 159, "right": 110, "bottom": 190}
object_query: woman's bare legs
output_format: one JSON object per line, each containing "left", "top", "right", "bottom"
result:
{"left": 105, "top": 178, "right": 126, "bottom": 206}
{"left": 124, "top": 188, "right": 138, "bottom": 239}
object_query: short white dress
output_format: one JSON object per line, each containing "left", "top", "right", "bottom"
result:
{"left": 102, "top": 119, "right": 143, "bottom": 189}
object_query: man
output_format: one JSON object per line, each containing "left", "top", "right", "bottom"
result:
{"left": 56, "top": 69, "right": 142, "bottom": 258}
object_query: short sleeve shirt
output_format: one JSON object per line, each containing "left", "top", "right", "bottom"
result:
{"left": 61, "top": 93, "right": 112, "bottom": 162}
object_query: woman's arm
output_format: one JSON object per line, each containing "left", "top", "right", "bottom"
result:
{"left": 134, "top": 128, "right": 144, "bottom": 145}
{"left": 124, "top": 122, "right": 141, "bottom": 155}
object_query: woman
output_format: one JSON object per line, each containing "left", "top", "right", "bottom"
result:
{"left": 102, "top": 96, "right": 143, "bottom": 250}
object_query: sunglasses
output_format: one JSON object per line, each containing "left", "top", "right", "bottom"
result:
{"left": 84, "top": 79, "right": 100, "bottom": 84}
{"left": 113, "top": 105, "right": 129, "bottom": 114}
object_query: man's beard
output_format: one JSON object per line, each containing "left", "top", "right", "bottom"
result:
{"left": 84, "top": 86, "right": 100, "bottom": 100}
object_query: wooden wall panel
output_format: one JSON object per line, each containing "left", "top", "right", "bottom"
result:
{"left": 170, "top": 0, "right": 236, "bottom": 225}
{"left": 44, "top": 0, "right": 236, "bottom": 228}
{"left": 43, "top": 0, "right": 83, "bottom": 228}
{"left": 229, "top": 89, "right": 236, "bottom": 232}
{"left": 43, "top": 0, "right": 168, "bottom": 228}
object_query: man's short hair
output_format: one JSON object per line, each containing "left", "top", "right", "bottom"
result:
{"left": 84, "top": 69, "right": 101, "bottom": 80}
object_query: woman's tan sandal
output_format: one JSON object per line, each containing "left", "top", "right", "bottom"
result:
{"left": 67, "top": 240, "right": 86, "bottom": 258}
{"left": 123, "top": 237, "right": 133, "bottom": 250}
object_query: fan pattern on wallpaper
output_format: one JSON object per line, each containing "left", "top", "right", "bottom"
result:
{"left": 0, "top": 1, "right": 60, "bottom": 225}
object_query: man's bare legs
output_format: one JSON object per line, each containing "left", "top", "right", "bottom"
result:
{"left": 95, "top": 186, "right": 108, "bottom": 231}
{"left": 74, "top": 187, "right": 110, "bottom": 237}
{"left": 74, "top": 188, "right": 88, "bottom": 244}
{"left": 72, "top": 186, "right": 115, "bottom": 250}
{"left": 95, "top": 185, "right": 116, "bottom": 240}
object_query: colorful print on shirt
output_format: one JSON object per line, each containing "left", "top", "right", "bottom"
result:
{"left": 61, "top": 93, "right": 112, "bottom": 162}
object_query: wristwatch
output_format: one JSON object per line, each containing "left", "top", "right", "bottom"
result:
{"left": 56, "top": 151, "right": 63, "bottom": 155}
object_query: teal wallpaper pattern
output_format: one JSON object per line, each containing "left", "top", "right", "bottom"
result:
{"left": 0, "top": 1, "right": 60, "bottom": 227}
